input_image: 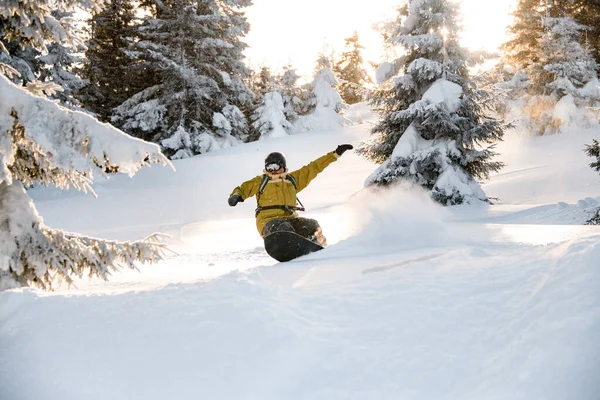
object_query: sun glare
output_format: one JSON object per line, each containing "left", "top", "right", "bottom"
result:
{"left": 244, "top": 0, "right": 518, "bottom": 80}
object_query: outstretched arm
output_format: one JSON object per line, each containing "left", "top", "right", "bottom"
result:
{"left": 228, "top": 175, "right": 262, "bottom": 206}
{"left": 290, "top": 144, "right": 353, "bottom": 192}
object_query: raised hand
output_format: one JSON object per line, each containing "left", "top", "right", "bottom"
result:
{"left": 335, "top": 144, "right": 354, "bottom": 156}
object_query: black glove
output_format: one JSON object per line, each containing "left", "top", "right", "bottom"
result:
{"left": 228, "top": 194, "right": 243, "bottom": 207}
{"left": 335, "top": 144, "right": 354, "bottom": 156}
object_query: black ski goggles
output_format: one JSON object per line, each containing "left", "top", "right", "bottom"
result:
{"left": 265, "top": 163, "right": 282, "bottom": 172}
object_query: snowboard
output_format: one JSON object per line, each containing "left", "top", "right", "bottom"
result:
{"left": 264, "top": 231, "right": 324, "bottom": 262}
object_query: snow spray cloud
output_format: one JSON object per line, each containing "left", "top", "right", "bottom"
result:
{"left": 336, "top": 184, "right": 460, "bottom": 253}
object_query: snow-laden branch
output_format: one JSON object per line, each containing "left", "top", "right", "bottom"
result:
{"left": 0, "top": 74, "right": 173, "bottom": 290}
{"left": 1, "top": 75, "right": 172, "bottom": 191}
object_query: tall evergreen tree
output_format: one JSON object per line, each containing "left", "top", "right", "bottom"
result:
{"left": 361, "top": 0, "right": 505, "bottom": 205}
{"left": 112, "top": 0, "right": 253, "bottom": 159}
{"left": 77, "top": 0, "right": 146, "bottom": 120}
{"left": 503, "top": 0, "right": 545, "bottom": 72}
{"left": 333, "top": 31, "right": 371, "bottom": 104}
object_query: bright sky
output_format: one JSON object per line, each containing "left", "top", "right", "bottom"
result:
{"left": 244, "top": 0, "right": 518, "bottom": 80}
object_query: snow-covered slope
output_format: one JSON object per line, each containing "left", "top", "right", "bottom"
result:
{"left": 1, "top": 104, "right": 599, "bottom": 400}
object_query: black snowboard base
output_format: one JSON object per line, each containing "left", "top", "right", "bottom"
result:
{"left": 264, "top": 231, "right": 324, "bottom": 262}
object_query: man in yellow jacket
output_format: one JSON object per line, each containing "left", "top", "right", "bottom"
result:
{"left": 228, "top": 144, "right": 353, "bottom": 246}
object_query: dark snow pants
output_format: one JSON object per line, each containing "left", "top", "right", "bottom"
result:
{"left": 262, "top": 217, "right": 327, "bottom": 247}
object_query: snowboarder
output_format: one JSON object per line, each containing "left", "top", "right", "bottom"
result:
{"left": 228, "top": 144, "right": 354, "bottom": 247}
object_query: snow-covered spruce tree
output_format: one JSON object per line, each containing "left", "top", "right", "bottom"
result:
{"left": 548, "top": 0, "right": 600, "bottom": 65}
{"left": 278, "top": 65, "right": 303, "bottom": 123}
{"left": 0, "top": 0, "right": 171, "bottom": 291}
{"left": 533, "top": 17, "right": 597, "bottom": 97}
{"left": 502, "top": 0, "right": 545, "bottom": 73}
{"left": 587, "top": 140, "right": 600, "bottom": 174}
{"left": 112, "top": 0, "right": 253, "bottom": 159}
{"left": 77, "top": 0, "right": 147, "bottom": 121}
{"left": 333, "top": 31, "right": 371, "bottom": 104}
{"left": 514, "top": 16, "right": 599, "bottom": 135}
{"left": 0, "top": 17, "right": 42, "bottom": 84}
{"left": 361, "top": 0, "right": 506, "bottom": 205}
{"left": 0, "top": 76, "right": 170, "bottom": 290}
{"left": 313, "top": 42, "right": 336, "bottom": 76}
{"left": 251, "top": 91, "right": 292, "bottom": 140}
{"left": 539, "top": 17, "right": 598, "bottom": 131}
{"left": 38, "top": 10, "right": 87, "bottom": 108}
{"left": 250, "top": 66, "right": 276, "bottom": 99}
{"left": 246, "top": 65, "right": 275, "bottom": 140}
{"left": 585, "top": 139, "right": 600, "bottom": 224}
{"left": 1, "top": 6, "right": 86, "bottom": 106}
{"left": 294, "top": 68, "right": 348, "bottom": 132}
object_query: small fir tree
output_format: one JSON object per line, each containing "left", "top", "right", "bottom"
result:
{"left": 313, "top": 42, "right": 335, "bottom": 76}
{"left": 361, "top": 0, "right": 506, "bottom": 205}
{"left": 333, "top": 31, "right": 371, "bottom": 104}
{"left": 251, "top": 66, "right": 276, "bottom": 98}
{"left": 251, "top": 91, "right": 292, "bottom": 140}
{"left": 278, "top": 65, "right": 303, "bottom": 123}
{"left": 294, "top": 68, "right": 347, "bottom": 132}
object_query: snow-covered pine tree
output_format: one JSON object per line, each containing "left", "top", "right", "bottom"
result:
{"left": 0, "top": 0, "right": 171, "bottom": 291}
{"left": 502, "top": 0, "right": 545, "bottom": 73}
{"left": 313, "top": 42, "right": 335, "bottom": 76}
{"left": 0, "top": 18, "right": 42, "bottom": 84}
{"left": 548, "top": 0, "right": 600, "bottom": 65}
{"left": 361, "top": 0, "right": 506, "bottom": 205}
{"left": 513, "top": 15, "right": 599, "bottom": 135}
{"left": 333, "top": 31, "right": 371, "bottom": 104}
{"left": 541, "top": 16, "right": 599, "bottom": 131}
{"left": 251, "top": 66, "right": 276, "bottom": 98}
{"left": 112, "top": 0, "right": 253, "bottom": 159}
{"left": 533, "top": 17, "right": 597, "bottom": 97}
{"left": 251, "top": 91, "right": 292, "bottom": 140}
{"left": 37, "top": 10, "right": 87, "bottom": 108}
{"left": 585, "top": 138, "right": 600, "bottom": 224}
{"left": 77, "top": 0, "right": 147, "bottom": 121}
{"left": 278, "top": 65, "right": 303, "bottom": 123}
{"left": 586, "top": 139, "right": 600, "bottom": 174}
{"left": 294, "top": 68, "right": 348, "bottom": 132}
{"left": 246, "top": 65, "right": 275, "bottom": 140}
{"left": 1, "top": 6, "right": 86, "bottom": 106}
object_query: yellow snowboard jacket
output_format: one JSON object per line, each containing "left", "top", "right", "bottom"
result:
{"left": 229, "top": 151, "right": 339, "bottom": 236}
